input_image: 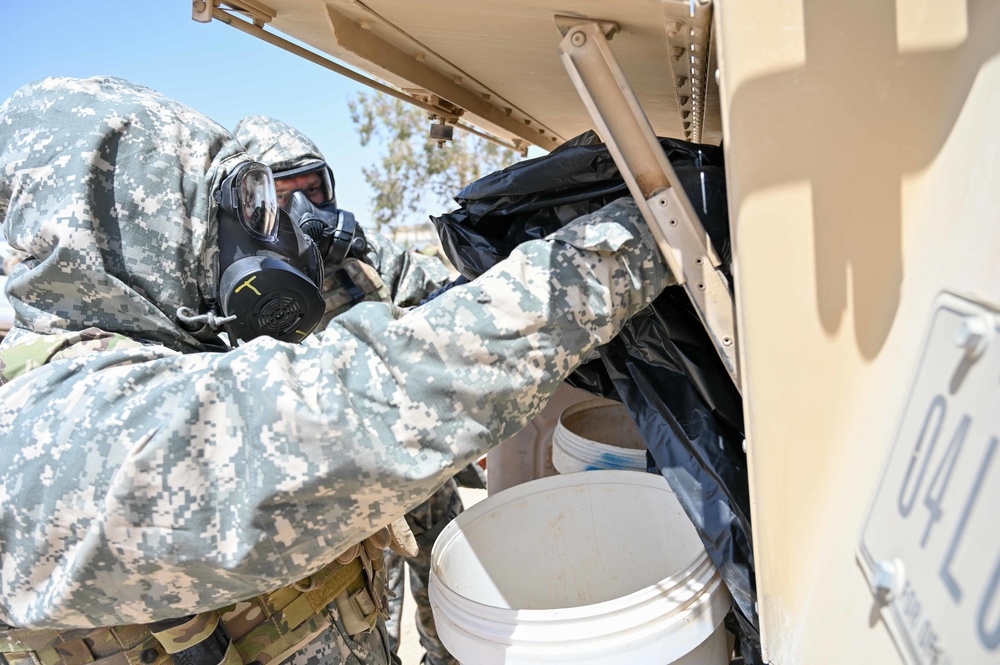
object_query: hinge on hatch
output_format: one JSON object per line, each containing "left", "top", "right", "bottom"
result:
{"left": 662, "top": 0, "right": 714, "bottom": 143}
{"left": 556, "top": 17, "right": 741, "bottom": 390}
{"left": 405, "top": 90, "right": 466, "bottom": 147}
{"left": 193, "top": 1, "right": 275, "bottom": 26}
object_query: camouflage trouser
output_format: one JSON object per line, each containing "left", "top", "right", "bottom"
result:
{"left": 384, "top": 479, "right": 463, "bottom": 665}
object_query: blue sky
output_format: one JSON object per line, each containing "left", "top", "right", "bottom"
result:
{"left": 0, "top": 0, "right": 404, "bottom": 226}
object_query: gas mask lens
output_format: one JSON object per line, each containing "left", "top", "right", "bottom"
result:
{"left": 218, "top": 162, "right": 279, "bottom": 241}
{"left": 274, "top": 162, "right": 337, "bottom": 210}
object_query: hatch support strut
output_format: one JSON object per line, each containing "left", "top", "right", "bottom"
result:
{"left": 557, "top": 19, "right": 741, "bottom": 390}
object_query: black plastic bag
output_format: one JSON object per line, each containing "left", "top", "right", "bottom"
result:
{"left": 598, "top": 289, "right": 761, "bottom": 661}
{"left": 431, "top": 132, "right": 761, "bottom": 661}
{"left": 432, "top": 131, "right": 731, "bottom": 279}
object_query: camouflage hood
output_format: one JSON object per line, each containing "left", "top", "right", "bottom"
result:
{"left": 233, "top": 114, "right": 326, "bottom": 175}
{"left": 0, "top": 76, "right": 249, "bottom": 352}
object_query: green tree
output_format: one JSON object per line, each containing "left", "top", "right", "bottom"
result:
{"left": 349, "top": 91, "right": 518, "bottom": 232}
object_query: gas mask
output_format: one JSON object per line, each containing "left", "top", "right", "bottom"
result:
{"left": 286, "top": 191, "right": 368, "bottom": 265}
{"left": 275, "top": 161, "right": 337, "bottom": 211}
{"left": 215, "top": 161, "right": 325, "bottom": 344}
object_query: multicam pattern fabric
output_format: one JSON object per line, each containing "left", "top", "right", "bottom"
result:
{"left": 1, "top": 242, "right": 28, "bottom": 276}
{"left": 233, "top": 114, "right": 452, "bottom": 310}
{"left": 0, "top": 76, "right": 672, "bottom": 660}
{"left": 0, "top": 327, "right": 144, "bottom": 385}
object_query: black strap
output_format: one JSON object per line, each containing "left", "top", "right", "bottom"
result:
{"left": 173, "top": 621, "right": 229, "bottom": 665}
{"left": 335, "top": 269, "right": 365, "bottom": 305}
{"left": 145, "top": 620, "right": 229, "bottom": 665}
{"left": 413, "top": 490, "right": 463, "bottom": 549}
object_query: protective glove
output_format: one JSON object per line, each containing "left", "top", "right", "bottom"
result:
{"left": 287, "top": 190, "right": 368, "bottom": 264}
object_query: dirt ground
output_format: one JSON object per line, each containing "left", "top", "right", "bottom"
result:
{"left": 395, "top": 486, "right": 488, "bottom": 665}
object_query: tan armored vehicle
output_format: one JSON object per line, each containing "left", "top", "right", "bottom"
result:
{"left": 193, "top": 1, "right": 1000, "bottom": 663}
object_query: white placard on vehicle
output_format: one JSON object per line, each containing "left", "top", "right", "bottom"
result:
{"left": 860, "top": 292, "right": 1000, "bottom": 665}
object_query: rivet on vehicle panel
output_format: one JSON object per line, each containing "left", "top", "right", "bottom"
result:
{"left": 571, "top": 31, "right": 586, "bottom": 47}
{"left": 722, "top": 336, "right": 733, "bottom": 346}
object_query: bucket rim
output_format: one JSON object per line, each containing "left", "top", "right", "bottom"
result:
{"left": 431, "top": 470, "right": 714, "bottom": 618}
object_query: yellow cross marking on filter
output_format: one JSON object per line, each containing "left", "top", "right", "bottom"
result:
{"left": 235, "top": 276, "right": 261, "bottom": 296}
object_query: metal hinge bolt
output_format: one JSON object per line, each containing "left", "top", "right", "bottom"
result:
{"left": 955, "top": 314, "right": 992, "bottom": 357}
{"left": 872, "top": 559, "right": 905, "bottom": 600}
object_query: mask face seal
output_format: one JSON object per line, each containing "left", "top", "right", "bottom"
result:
{"left": 215, "top": 161, "right": 326, "bottom": 344}
{"left": 274, "top": 162, "right": 337, "bottom": 210}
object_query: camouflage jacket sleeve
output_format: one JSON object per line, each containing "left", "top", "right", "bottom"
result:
{"left": 0, "top": 197, "right": 670, "bottom": 629}
{"left": 362, "top": 229, "right": 452, "bottom": 306}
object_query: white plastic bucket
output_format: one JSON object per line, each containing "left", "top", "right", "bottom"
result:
{"left": 487, "top": 382, "right": 593, "bottom": 494}
{"left": 552, "top": 398, "right": 648, "bottom": 474}
{"left": 429, "top": 470, "right": 731, "bottom": 664}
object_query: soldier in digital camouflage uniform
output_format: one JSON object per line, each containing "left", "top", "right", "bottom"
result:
{"left": 233, "top": 115, "right": 463, "bottom": 664}
{"left": 0, "top": 77, "right": 673, "bottom": 665}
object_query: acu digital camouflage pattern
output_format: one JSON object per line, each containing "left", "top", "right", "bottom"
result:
{"left": 0, "top": 77, "right": 672, "bottom": 662}
{"left": 233, "top": 115, "right": 327, "bottom": 181}
{"left": 234, "top": 114, "right": 452, "bottom": 309}
{"left": 0, "top": 76, "right": 242, "bottom": 353}
{"left": 234, "top": 114, "right": 461, "bottom": 662}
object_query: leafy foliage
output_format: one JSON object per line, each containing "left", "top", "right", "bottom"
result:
{"left": 349, "top": 91, "right": 517, "bottom": 232}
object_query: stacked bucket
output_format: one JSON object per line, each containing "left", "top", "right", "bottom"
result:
{"left": 430, "top": 399, "right": 732, "bottom": 664}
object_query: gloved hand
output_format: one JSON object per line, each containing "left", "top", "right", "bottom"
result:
{"left": 287, "top": 190, "right": 368, "bottom": 264}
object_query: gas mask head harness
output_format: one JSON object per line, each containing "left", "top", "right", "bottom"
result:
{"left": 213, "top": 161, "right": 325, "bottom": 344}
